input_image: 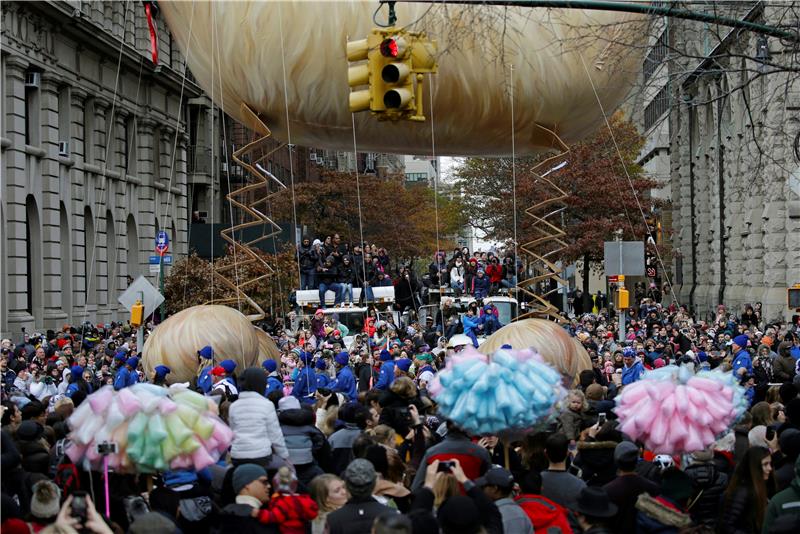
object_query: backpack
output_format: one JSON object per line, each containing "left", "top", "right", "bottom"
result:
{"left": 51, "top": 439, "right": 81, "bottom": 495}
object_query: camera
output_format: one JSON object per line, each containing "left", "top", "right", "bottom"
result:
{"left": 95, "top": 442, "right": 118, "bottom": 455}
{"left": 598, "top": 413, "right": 607, "bottom": 426}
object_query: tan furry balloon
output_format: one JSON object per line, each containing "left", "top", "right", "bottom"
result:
{"left": 159, "top": 1, "right": 646, "bottom": 155}
{"left": 479, "top": 319, "right": 591, "bottom": 382}
{"left": 142, "top": 305, "right": 263, "bottom": 384}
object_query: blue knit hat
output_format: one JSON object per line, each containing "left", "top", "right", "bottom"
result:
{"left": 70, "top": 365, "right": 84, "bottom": 380}
{"left": 335, "top": 351, "right": 349, "bottom": 366}
{"left": 395, "top": 358, "right": 412, "bottom": 372}
{"left": 733, "top": 335, "right": 749, "bottom": 349}
{"left": 300, "top": 351, "right": 313, "bottom": 364}
{"left": 219, "top": 359, "right": 237, "bottom": 374}
{"left": 126, "top": 357, "right": 139, "bottom": 368}
{"left": 154, "top": 365, "right": 171, "bottom": 378}
{"left": 622, "top": 347, "right": 636, "bottom": 358}
{"left": 114, "top": 350, "right": 127, "bottom": 361}
{"left": 315, "top": 358, "right": 327, "bottom": 371}
{"left": 262, "top": 359, "right": 277, "bottom": 373}
{"left": 379, "top": 349, "right": 392, "bottom": 362}
{"left": 198, "top": 345, "right": 214, "bottom": 359}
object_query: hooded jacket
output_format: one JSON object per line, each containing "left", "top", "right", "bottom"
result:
{"left": 299, "top": 243, "right": 318, "bottom": 272}
{"left": 515, "top": 493, "right": 573, "bottom": 534}
{"left": 635, "top": 494, "right": 692, "bottom": 533}
{"left": 228, "top": 368, "right": 289, "bottom": 461}
{"left": 762, "top": 472, "right": 800, "bottom": 533}
{"left": 684, "top": 461, "right": 728, "bottom": 527}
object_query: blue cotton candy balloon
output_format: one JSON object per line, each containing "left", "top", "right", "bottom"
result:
{"left": 430, "top": 346, "right": 566, "bottom": 436}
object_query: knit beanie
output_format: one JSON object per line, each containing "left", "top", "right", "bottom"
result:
{"left": 30, "top": 481, "right": 61, "bottom": 519}
{"left": 232, "top": 463, "right": 267, "bottom": 494}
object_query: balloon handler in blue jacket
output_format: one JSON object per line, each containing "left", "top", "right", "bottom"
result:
{"left": 292, "top": 352, "right": 317, "bottom": 404}
{"left": 262, "top": 359, "right": 283, "bottom": 395}
{"left": 329, "top": 351, "right": 357, "bottom": 402}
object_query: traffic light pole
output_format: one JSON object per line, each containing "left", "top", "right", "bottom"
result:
{"left": 159, "top": 254, "right": 165, "bottom": 321}
{"left": 390, "top": 0, "right": 799, "bottom": 42}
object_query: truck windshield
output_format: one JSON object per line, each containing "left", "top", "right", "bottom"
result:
{"left": 331, "top": 311, "right": 366, "bottom": 333}
{"left": 492, "top": 302, "right": 517, "bottom": 325}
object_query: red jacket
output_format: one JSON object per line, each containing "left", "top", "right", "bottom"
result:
{"left": 256, "top": 493, "right": 318, "bottom": 534}
{"left": 515, "top": 493, "right": 573, "bottom": 534}
{"left": 486, "top": 264, "right": 503, "bottom": 283}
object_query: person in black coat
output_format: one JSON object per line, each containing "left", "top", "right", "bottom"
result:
{"left": 684, "top": 448, "right": 729, "bottom": 529}
{"left": 394, "top": 268, "right": 419, "bottom": 312}
{"left": 325, "top": 459, "right": 397, "bottom": 534}
{"left": 298, "top": 238, "right": 319, "bottom": 290}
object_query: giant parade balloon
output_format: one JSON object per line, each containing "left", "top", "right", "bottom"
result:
{"left": 159, "top": 1, "right": 646, "bottom": 155}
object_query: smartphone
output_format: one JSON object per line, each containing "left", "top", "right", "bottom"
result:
{"left": 95, "top": 442, "right": 118, "bottom": 455}
{"left": 71, "top": 490, "right": 88, "bottom": 522}
{"left": 437, "top": 460, "right": 455, "bottom": 473}
{"left": 598, "top": 413, "right": 607, "bottom": 426}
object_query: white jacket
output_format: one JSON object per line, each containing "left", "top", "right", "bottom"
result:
{"left": 228, "top": 391, "right": 289, "bottom": 460}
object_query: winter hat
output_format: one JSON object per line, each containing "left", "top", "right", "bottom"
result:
{"left": 232, "top": 463, "right": 267, "bottom": 495}
{"left": 335, "top": 351, "right": 349, "bottom": 366}
{"left": 733, "top": 335, "right": 749, "bottom": 349}
{"left": 343, "top": 459, "right": 377, "bottom": 499}
{"left": 16, "top": 420, "right": 44, "bottom": 441}
{"left": 114, "top": 350, "right": 128, "bottom": 361}
{"left": 30, "top": 481, "right": 61, "bottom": 519}
{"left": 210, "top": 366, "right": 226, "bottom": 377}
{"left": 126, "top": 357, "right": 140, "bottom": 368}
{"left": 395, "top": 358, "right": 412, "bottom": 372}
{"left": 691, "top": 446, "right": 715, "bottom": 463}
{"left": 300, "top": 351, "right": 313, "bottom": 364}
{"left": 128, "top": 511, "right": 178, "bottom": 534}
{"left": 659, "top": 468, "right": 694, "bottom": 503}
{"left": 653, "top": 358, "right": 666, "bottom": 368}
{"left": 437, "top": 495, "right": 482, "bottom": 534}
{"left": 315, "top": 358, "right": 327, "bottom": 370}
{"left": 779, "top": 428, "right": 800, "bottom": 461}
{"left": 475, "top": 467, "right": 514, "bottom": 490}
{"left": 70, "top": 365, "right": 84, "bottom": 380}
{"left": 379, "top": 349, "right": 392, "bottom": 362}
{"left": 197, "top": 345, "right": 214, "bottom": 359}
{"left": 417, "top": 352, "right": 434, "bottom": 363}
{"left": 154, "top": 365, "right": 171, "bottom": 378}
{"left": 312, "top": 239, "right": 322, "bottom": 246}
{"left": 314, "top": 309, "right": 324, "bottom": 316}
{"left": 622, "top": 347, "right": 636, "bottom": 358}
{"left": 219, "top": 359, "right": 237, "bottom": 374}
{"left": 262, "top": 359, "right": 278, "bottom": 373}
{"left": 614, "top": 441, "right": 639, "bottom": 465}
{"left": 278, "top": 396, "right": 301, "bottom": 412}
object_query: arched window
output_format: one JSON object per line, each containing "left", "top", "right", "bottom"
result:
{"left": 25, "top": 196, "right": 42, "bottom": 320}
{"left": 60, "top": 203, "right": 72, "bottom": 316}
{"left": 84, "top": 206, "right": 97, "bottom": 304}
{"left": 106, "top": 210, "right": 117, "bottom": 301}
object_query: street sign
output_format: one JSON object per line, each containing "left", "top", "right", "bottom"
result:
{"left": 604, "top": 241, "right": 645, "bottom": 276}
{"left": 608, "top": 275, "right": 618, "bottom": 283}
{"left": 149, "top": 264, "right": 160, "bottom": 274}
{"left": 149, "top": 255, "right": 172, "bottom": 265}
{"left": 155, "top": 231, "right": 169, "bottom": 256}
{"left": 118, "top": 275, "right": 164, "bottom": 318}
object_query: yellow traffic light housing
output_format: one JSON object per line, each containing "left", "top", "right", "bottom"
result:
{"left": 615, "top": 288, "right": 630, "bottom": 310}
{"left": 789, "top": 284, "right": 800, "bottom": 310}
{"left": 346, "top": 27, "right": 438, "bottom": 122}
{"left": 130, "top": 298, "right": 144, "bottom": 328}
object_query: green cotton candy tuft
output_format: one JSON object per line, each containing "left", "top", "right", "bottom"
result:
{"left": 166, "top": 412, "right": 194, "bottom": 446}
{"left": 173, "top": 390, "right": 209, "bottom": 412}
{"left": 194, "top": 416, "right": 214, "bottom": 440}
{"left": 176, "top": 404, "right": 199, "bottom": 429}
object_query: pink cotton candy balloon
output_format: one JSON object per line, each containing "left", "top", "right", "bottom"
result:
{"left": 614, "top": 365, "right": 744, "bottom": 454}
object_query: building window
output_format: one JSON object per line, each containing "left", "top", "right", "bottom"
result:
{"left": 24, "top": 71, "right": 41, "bottom": 146}
{"left": 83, "top": 98, "right": 95, "bottom": 162}
{"left": 644, "top": 85, "right": 670, "bottom": 131}
{"left": 406, "top": 172, "right": 428, "bottom": 182}
{"left": 153, "top": 126, "right": 162, "bottom": 182}
{"left": 84, "top": 206, "right": 97, "bottom": 305}
{"left": 643, "top": 30, "right": 668, "bottom": 84}
{"left": 25, "top": 196, "right": 42, "bottom": 317}
{"left": 124, "top": 116, "right": 137, "bottom": 175}
{"left": 58, "top": 86, "right": 71, "bottom": 154}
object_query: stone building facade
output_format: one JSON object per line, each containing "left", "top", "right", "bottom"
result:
{"left": 1, "top": 0, "right": 205, "bottom": 337}
{"left": 630, "top": 2, "right": 800, "bottom": 321}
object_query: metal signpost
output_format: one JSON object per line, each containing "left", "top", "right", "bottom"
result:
{"left": 155, "top": 231, "right": 169, "bottom": 320}
{"left": 604, "top": 240, "right": 644, "bottom": 342}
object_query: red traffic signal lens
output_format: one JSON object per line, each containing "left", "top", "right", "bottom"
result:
{"left": 380, "top": 38, "right": 399, "bottom": 57}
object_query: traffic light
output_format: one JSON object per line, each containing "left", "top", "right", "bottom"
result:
{"left": 615, "top": 288, "right": 630, "bottom": 310}
{"left": 130, "top": 298, "right": 144, "bottom": 328}
{"left": 347, "top": 37, "right": 371, "bottom": 112}
{"left": 345, "top": 28, "right": 437, "bottom": 121}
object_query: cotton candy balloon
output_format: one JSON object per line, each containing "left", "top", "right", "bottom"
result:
{"left": 67, "top": 384, "right": 232, "bottom": 474}
{"left": 430, "top": 346, "right": 566, "bottom": 437}
{"left": 615, "top": 364, "right": 746, "bottom": 454}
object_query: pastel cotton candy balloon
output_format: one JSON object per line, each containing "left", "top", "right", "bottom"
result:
{"left": 431, "top": 346, "right": 566, "bottom": 437}
{"left": 65, "top": 381, "right": 234, "bottom": 474}
{"left": 615, "top": 364, "right": 745, "bottom": 454}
